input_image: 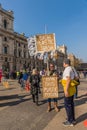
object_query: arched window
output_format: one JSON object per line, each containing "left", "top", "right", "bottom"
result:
{"left": 4, "top": 19, "right": 7, "bottom": 29}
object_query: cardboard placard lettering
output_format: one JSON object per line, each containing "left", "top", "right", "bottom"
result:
{"left": 42, "top": 76, "right": 58, "bottom": 99}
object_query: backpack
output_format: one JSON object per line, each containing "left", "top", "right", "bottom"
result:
{"left": 72, "top": 67, "right": 80, "bottom": 85}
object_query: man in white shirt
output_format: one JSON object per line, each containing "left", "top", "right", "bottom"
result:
{"left": 62, "top": 59, "right": 76, "bottom": 126}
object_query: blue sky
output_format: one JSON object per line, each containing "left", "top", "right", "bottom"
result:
{"left": 1, "top": 0, "right": 87, "bottom": 62}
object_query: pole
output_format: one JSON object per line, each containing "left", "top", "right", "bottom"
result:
{"left": 47, "top": 53, "right": 49, "bottom": 76}
{"left": 45, "top": 24, "right": 47, "bottom": 34}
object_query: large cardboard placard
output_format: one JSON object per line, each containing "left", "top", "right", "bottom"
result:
{"left": 42, "top": 76, "right": 58, "bottom": 99}
{"left": 35, "top": 33, "right": 56, "bottom": 53}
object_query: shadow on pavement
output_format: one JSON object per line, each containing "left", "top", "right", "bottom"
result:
{"left": 39, "top": 99, "right": 48, "bottom": 106}
{"left": 0, "top": 94, "right": 21, "bottom": 100}
{"left": 75, "top": 96, "right": 87, "bottom": 106}
{"left": 0, "top": 94, "right": 32, "bottom": 107}
{"left": 76, "top": 113, "right": 87, "bottom": 124}
{"left": 77, "top": 94, "right": 87, "bottom": 98}
{"left": 0, "top": 87, "right": 16, "bottom": 91}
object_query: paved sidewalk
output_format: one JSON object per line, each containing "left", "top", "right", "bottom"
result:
{"left": 0, "top": 79, "right": 31, "bottom": 111}
{"left": 43, "top": 79, "right": 87, "bottom": 130}
{"left": 0, "top": 79, "right": 87, "bottom": 130}
{"left": 0, "top": 79, "right": 30, "bottom": 96}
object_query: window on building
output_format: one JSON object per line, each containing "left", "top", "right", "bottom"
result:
{"left": 14, "top": 49, "right": 17, "bottom": 57}
{"left": 19, "top": 43, "right": 20, "bottom": 47}
{"left": 5, "top": 57, "right": 8, "bottom": 62}
{"left": 4, "top": 46, "right": 8, "bottom": 54}
{"left": 4, "top": 37, "right": 7, "bottom": 41}
{"left": 4, "top": 19, "right": 7, "bottom": 29}
{"left": 24, "top": 52, "right": 26, "bottom": 58}
{"left": 18, "top": 51, "right": 21, "bottom": 57}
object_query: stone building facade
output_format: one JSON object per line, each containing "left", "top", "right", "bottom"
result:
{"left": 0, "top": 5, "right": 29, "bottom": 72}
{"left": 68, "top": 53, "right": 80, "bottom": 68}
{"left": 56, "top": 45, "right": 67, "bottom": 71}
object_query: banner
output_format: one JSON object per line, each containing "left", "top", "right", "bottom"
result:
{"left": 42, "top": 76, "right": 58, "bottom": 99}
{"left": 36, "top": 33, "right": 56, "bottom": 53}
{"left": 27, "top": 36, "right": 36, "bottom": 56}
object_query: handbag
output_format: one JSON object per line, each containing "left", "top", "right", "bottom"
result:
{"left": 25, "top": 83, "right": 30, "bottom": 91}
{"left": 60, "top": 79, "right": 76, "bottom": 96}
{"left": 71, "top": 79, "right": 80, "bottom": 86}
{"left": 74, "top": 78, "right": 80, "bottom": 85}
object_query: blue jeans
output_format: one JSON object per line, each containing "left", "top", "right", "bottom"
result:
{"left": 64, "top": 95, "right": 75, "bottom": 123}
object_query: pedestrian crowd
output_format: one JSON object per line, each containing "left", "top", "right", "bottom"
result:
{"left": 0, "top": 58, "right": 87, "bottom": 127}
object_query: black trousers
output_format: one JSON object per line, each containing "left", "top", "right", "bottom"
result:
{"left": 64, "top": 95, "right": 75, "bottom": 123}
{"left": 32, "top": 94, "right": 38, "bottom": 105}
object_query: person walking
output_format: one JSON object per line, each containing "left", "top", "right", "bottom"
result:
{"left": 29, "top": 69, "right": 40, "bottom": 106}
{"left": 20, "top": 71, "right": 28, "bottom": 90}
{"left": 62, "top": 59, "right": 76, "bottom": 126}
{"left": 18, "top": 71, "right": 23, "bottom": 89}
{"left": 47, "top": 63, "right": 60, "bottom": 112}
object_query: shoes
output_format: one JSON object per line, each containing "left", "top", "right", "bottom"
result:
{"left": 47, "top": 108, "right": 51, "bottom": 112}
{"left": 63, "top": 121, "right": 74, "bottom": 126}
{"left": 65, "top": 118, "right": 76, "bottom": 125}
{"left": 72, "top": 120, "right": 76, "bottom": 124}
{"left": 47, "top": 107, "right": 60, "bottom": 112}
{"left": 66, "top": 118, "right": 76, "bottom": 124}
{"left": 55, "top": 107, "right": 60, "bottom": 112}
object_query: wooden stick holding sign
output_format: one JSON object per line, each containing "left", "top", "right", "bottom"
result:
{"left": 42, "top": 76, "right": 58, "bottom": 99}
